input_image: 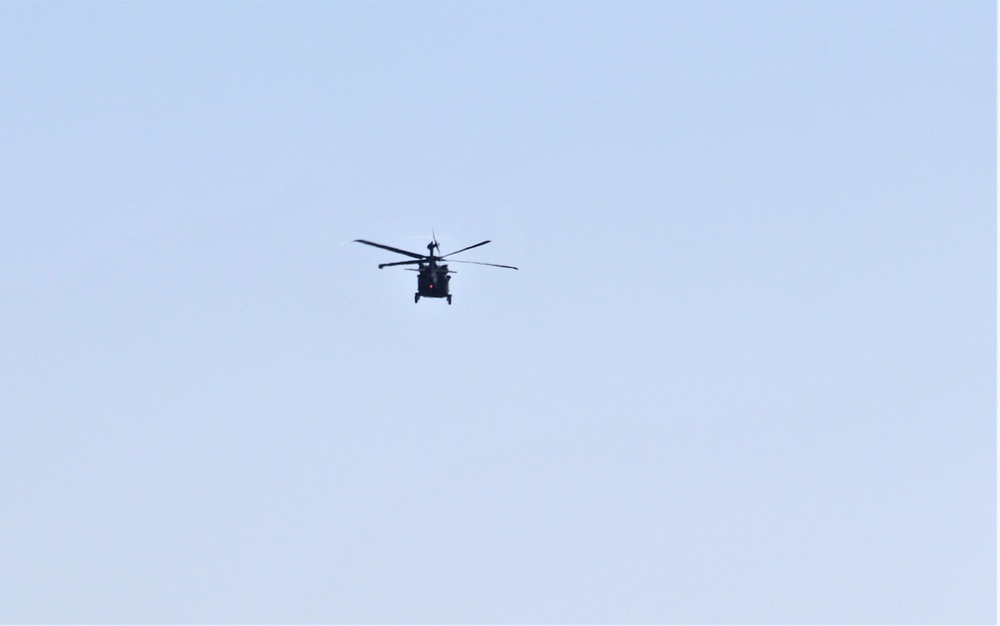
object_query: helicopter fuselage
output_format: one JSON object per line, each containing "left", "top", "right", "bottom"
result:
{"left": 415, "top": 263, "right": 452, "bottom": 303}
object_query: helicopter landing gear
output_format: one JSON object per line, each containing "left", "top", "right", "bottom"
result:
{"left": 414, "top": 293, "right": 420, "bottom": 303}
{"left": 447, "top": 295, "right": 452, "bottom": 305}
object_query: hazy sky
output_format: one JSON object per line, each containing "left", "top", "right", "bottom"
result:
{"left": 1, "top": 1, "right": 995, "bottom": 623}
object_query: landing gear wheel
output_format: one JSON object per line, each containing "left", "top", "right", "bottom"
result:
{"left": 414, "top": 293, "right": 420, "bottom": 303}
{"left": 447, "top": 295, "right": 452, "bottom": 305}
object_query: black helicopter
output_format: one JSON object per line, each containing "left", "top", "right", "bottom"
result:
{"left": 354, "top": 237, "right": 518, "bottom": 304}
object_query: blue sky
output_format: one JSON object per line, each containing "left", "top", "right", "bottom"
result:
{"left": 1, "top": 1, "right": 995, "bottom": 623}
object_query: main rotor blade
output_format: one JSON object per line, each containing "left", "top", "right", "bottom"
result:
{"left": 448, "top": 259, "right": 519, "bottom": 270}
{"left": 354, "top": 239, "right": 426, "bottom": 260}
{"left": 378, "top": 259, "right": 423, "bottom": 268}
{"left": 442, "top": 240, "right": 491, "bottom": 258}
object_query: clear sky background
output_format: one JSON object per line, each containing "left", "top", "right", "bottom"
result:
{"left": 1, "top": 1, "right": 995, "bottom": 623}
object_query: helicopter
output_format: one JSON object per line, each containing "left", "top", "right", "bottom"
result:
{"left": 354, "top": 237, "right": 518, "bottom": 304}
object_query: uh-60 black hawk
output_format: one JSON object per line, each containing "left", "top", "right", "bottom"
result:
{"left": 354, "top": 237, "right": 518, "bottom": 304}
